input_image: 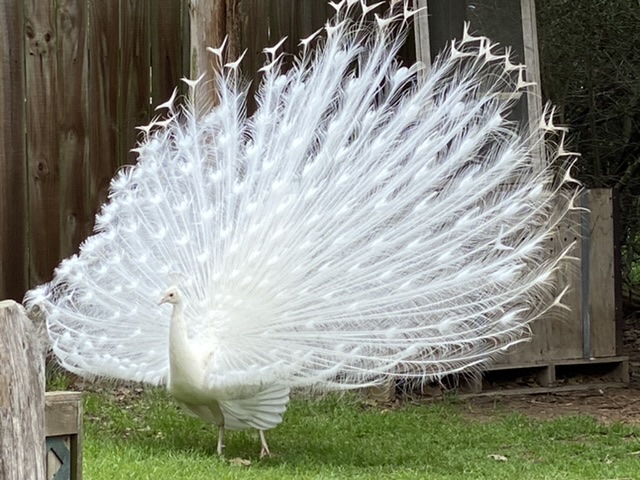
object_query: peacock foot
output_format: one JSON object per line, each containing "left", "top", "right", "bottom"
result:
{"left": 259, "top": 430, "right": 271, "bottom": 458}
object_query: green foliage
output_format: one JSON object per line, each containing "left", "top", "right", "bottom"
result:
{"left": 45, "top": 362, "right": 71, "bottom": 391}
{"left": 82, "top": 388, "right": 640, "bottom": 479}
{"left": 537, "top": 0, "right": 640, "bottom": 290}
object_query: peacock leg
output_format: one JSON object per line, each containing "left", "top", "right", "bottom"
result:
{"left": 259, "top": 430, "right": 270, "bottom": 458}
{"left": 216, "top": 427, "right": 225, "bottom": 455}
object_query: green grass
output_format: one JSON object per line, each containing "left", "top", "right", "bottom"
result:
{"left": 79, "top": 388, "right": 640, "bottom": 479}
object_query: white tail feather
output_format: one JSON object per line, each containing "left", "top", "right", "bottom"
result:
{"left": 25, "top": 2, "right": 578, "bottom": 395}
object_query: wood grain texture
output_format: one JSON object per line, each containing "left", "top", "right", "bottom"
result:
{"left": 87, "top": 0, "right": 120, "bottom": 220}
{"left": 119, "top": 0, "right": 151, "bottom": 165}
{"left": 0, "top": 0, "right": 28, "bottom": 301}
{"left": 242, "top": 0, "right": 270, "bottom": 114}
{"left": 25, "top": 0, "right": 60, "bottom": 287}
{"left": 0, "top": 301, "right": 46, "bottom": 480}
{"left": 151, "top": 0, "right": 185, "bottom": 107}
{"left": 497, "top": 197, "right": 582, "bottom": 365}
{"left": 45, "top": 392, "right": 83, "bottom": 436}
{"left": 56, "top": 0, "right": 90, "bottom": 257}
{"left": 544, "top": 200, "right": 584, "bottom": 361}
{"left": 45, "top": 391, "right": 83, "bottom": 480}
{"left": 186, "top": 0, "right": 229, "bottom": 108}
{"left": 497, "top": 189, "right": 619, "bottom": 365}
{"left": 413, "top": 0, "right": 432, "bottom": 71}
{"left": 588, "top": 189, "right": 617, "bottom": 357}
{"left": 241, "top": 0, "right": 332, "bottom": 113}
{"left": 612, "top": 188, "right": 623, "bottom": 355}
{"left": 521, "top": 0, "right": 543, "bottom": 142}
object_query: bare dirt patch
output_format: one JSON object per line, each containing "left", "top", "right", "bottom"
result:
{"left": 459, "top": 387, "right": 640, "bottom": 424}
{"left": 450, "top": 313, "right": 640, "bottom": 425}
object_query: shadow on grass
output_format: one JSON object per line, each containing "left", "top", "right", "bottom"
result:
{"left": 85, "top": 389, "right": 450, "bottom": 469}
{"left": 84, "top": 387, "right": 640, "bottom": 479}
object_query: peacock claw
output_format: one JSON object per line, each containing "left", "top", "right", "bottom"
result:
{"left": 259, "top": 430, "right": 271, "bottom": 458}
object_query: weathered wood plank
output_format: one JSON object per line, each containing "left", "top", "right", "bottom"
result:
{"left": 520, "top": 0, "right": 545, "bottom": 167}
{"left": 499, "top": 313, "right": 551, "bottom": 365}
{"left": 56, "top": 0, "right": 90, "bottom": 256}
{"left": 545, "top": 201, "right": 584, "bottom": 360}
{"left": 45, "top": 392, "right": 83, "bottom": 437}
{"left": 0, "top": 300, "right": 46, "bottom": 479}
{"left": 45, "top": 391, "right": 83, "bottom": 480}
{"left": 612, "top": 188, "right": 623, "bottom": 355}
{"left": 413, "top": 0, "right": 431, "bottom": 70}
{"left": 496, "top": 195, "right": 582, "bottom": 365}
{"left": 119, "top": 0, "right": 151, "bottom": 164}
{"left": 186, "top": 0, "right": 229, "bottom": 107}
{"left": 0, "top": 0, "right": 28, "bottom": 302}
{"left": 25, "top": 0, "right": 60, "bottom": 287}
{"left": 241, "top": 0, "right": 270, "bottom": 113}
{"left": 588, "top": 189, "right": 617, "bottom": 357}
{"left": 225, "top": 0, "right": 243, "bottom": 61}
{"left": 241, "top": 0, "right": 332, "bottom": 113}
{"left": 87, "top": 0, "right": 120, "bottom": 218}
{"left": 150, "top": 0, "right": 184, "bottom": 107}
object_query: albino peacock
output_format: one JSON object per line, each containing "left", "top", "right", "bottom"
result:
{"left": 25, "top": 0, "right": 579, "bottom": 457}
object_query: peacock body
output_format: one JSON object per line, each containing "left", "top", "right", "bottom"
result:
{"left": 25, "top": 0, "right": 578, "bottom": 456}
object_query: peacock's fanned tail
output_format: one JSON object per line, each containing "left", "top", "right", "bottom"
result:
{"left": 25, "top": 1, "right": 579, "bottom": 391}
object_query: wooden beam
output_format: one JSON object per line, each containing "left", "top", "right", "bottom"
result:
{"left": 0, "top": 300, "right": 45, "bottom": 479}
{"left": 24, "top": 0, "right": 61, "bottom": 287}
{"left": 56, "top": 0, "right": 90, "bottom": 257}
{"left": 413, "top": 0, "right": 431, "bottom": 70}
{"left": 86, "top": 0, "right": 120, "bottom": 222}
{"left": 186, "top": 0, "right": 229, "bottom": 108}
{"left": 0, "top": 0, "right": 28, "bottom": 301}
{"left": 521, "top": 0, "right": 545, "bottom": 167}
{"left": 589, "top": 189, "right": 617, "bottom": 357}
{"left": 45, "top": 391, "right": 83, "bottom": 480}
{"left": 119, "top": 0, "right": 151, "bottom": 165}
{"left": 151, "top": 0, "right": 185, "bottom": 107}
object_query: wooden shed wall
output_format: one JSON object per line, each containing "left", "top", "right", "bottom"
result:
{"left": 496, "top": 188, "right": 620, "bottom": 365}
{"left": 0, "top": 0, "right": 336, "bottom": 301}
{"left": 0, "top": 0, "right": 622, "bottom": 363}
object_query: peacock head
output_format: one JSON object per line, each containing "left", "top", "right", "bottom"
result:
{"left": 159, "top": 286, "right": 182, "bottom": 305}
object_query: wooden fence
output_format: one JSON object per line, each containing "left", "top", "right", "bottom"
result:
{"left": 0, "top": 0, "right": 340, "bottom": 302}
{"left": 0, "top": 300, "right": 45, "bottom": 478}
{"left": 0, "top": 301, "right": 82, "bottom": 479}
{"left": 0, "top": 0, "right": 624, "bottom": 363}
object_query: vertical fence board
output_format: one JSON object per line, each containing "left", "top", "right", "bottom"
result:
{"left": 241, "top": 0, "right": 331, "bottom": 113}
{"left": 0, "top": 301, "right": 46, "bottom": 479}
{"left": 242, "top": 0, "right": 270, "bottom": 114}
{"left": 0, "top": 0, "right": 28, "bottom": 301}
{"left": 57, "top": 0, "right": 90, "bottom": 257}
{"left": 546, "top": 205, "right": 584, "bottom": 360}
{"left": 589, "top": 189, "right": 617, "bottom": 357}
{"left": 187, "top": 0, "right": 227, "bottom": 107}
{"left": 225, "top": 0, "right": 242, "bottom": 60}
{"left": 25, "top": 0, "right": 60, "bottom": 287}
{"left": 150, "top": 0, "right": 184, "bottom": 107}
{"left": 87, "top": 0, "right": 120, "bottom": 219}
{"left": 119, "top": 0, "right": 151, "bottom": 164}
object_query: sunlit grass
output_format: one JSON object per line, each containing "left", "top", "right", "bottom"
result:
{"left": 80, "top": 387, "right": 640, "bottom": 479}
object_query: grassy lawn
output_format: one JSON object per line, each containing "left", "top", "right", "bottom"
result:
{"left": 78, "top": 387, "right": 640, "bottom": 479}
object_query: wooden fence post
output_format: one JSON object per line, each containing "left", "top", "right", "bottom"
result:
{"left": 0, "top": 0, "right": 28, "bottom": 302}
{"left": 0, "top": 300, "right": 45, "bottom": 479}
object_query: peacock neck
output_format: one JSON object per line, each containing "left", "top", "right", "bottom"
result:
{"left": 169, "top": 301, "right": 186, "bottom": 349}
{"left": 168, "top": 301, "right": 200, "bottom": 392}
